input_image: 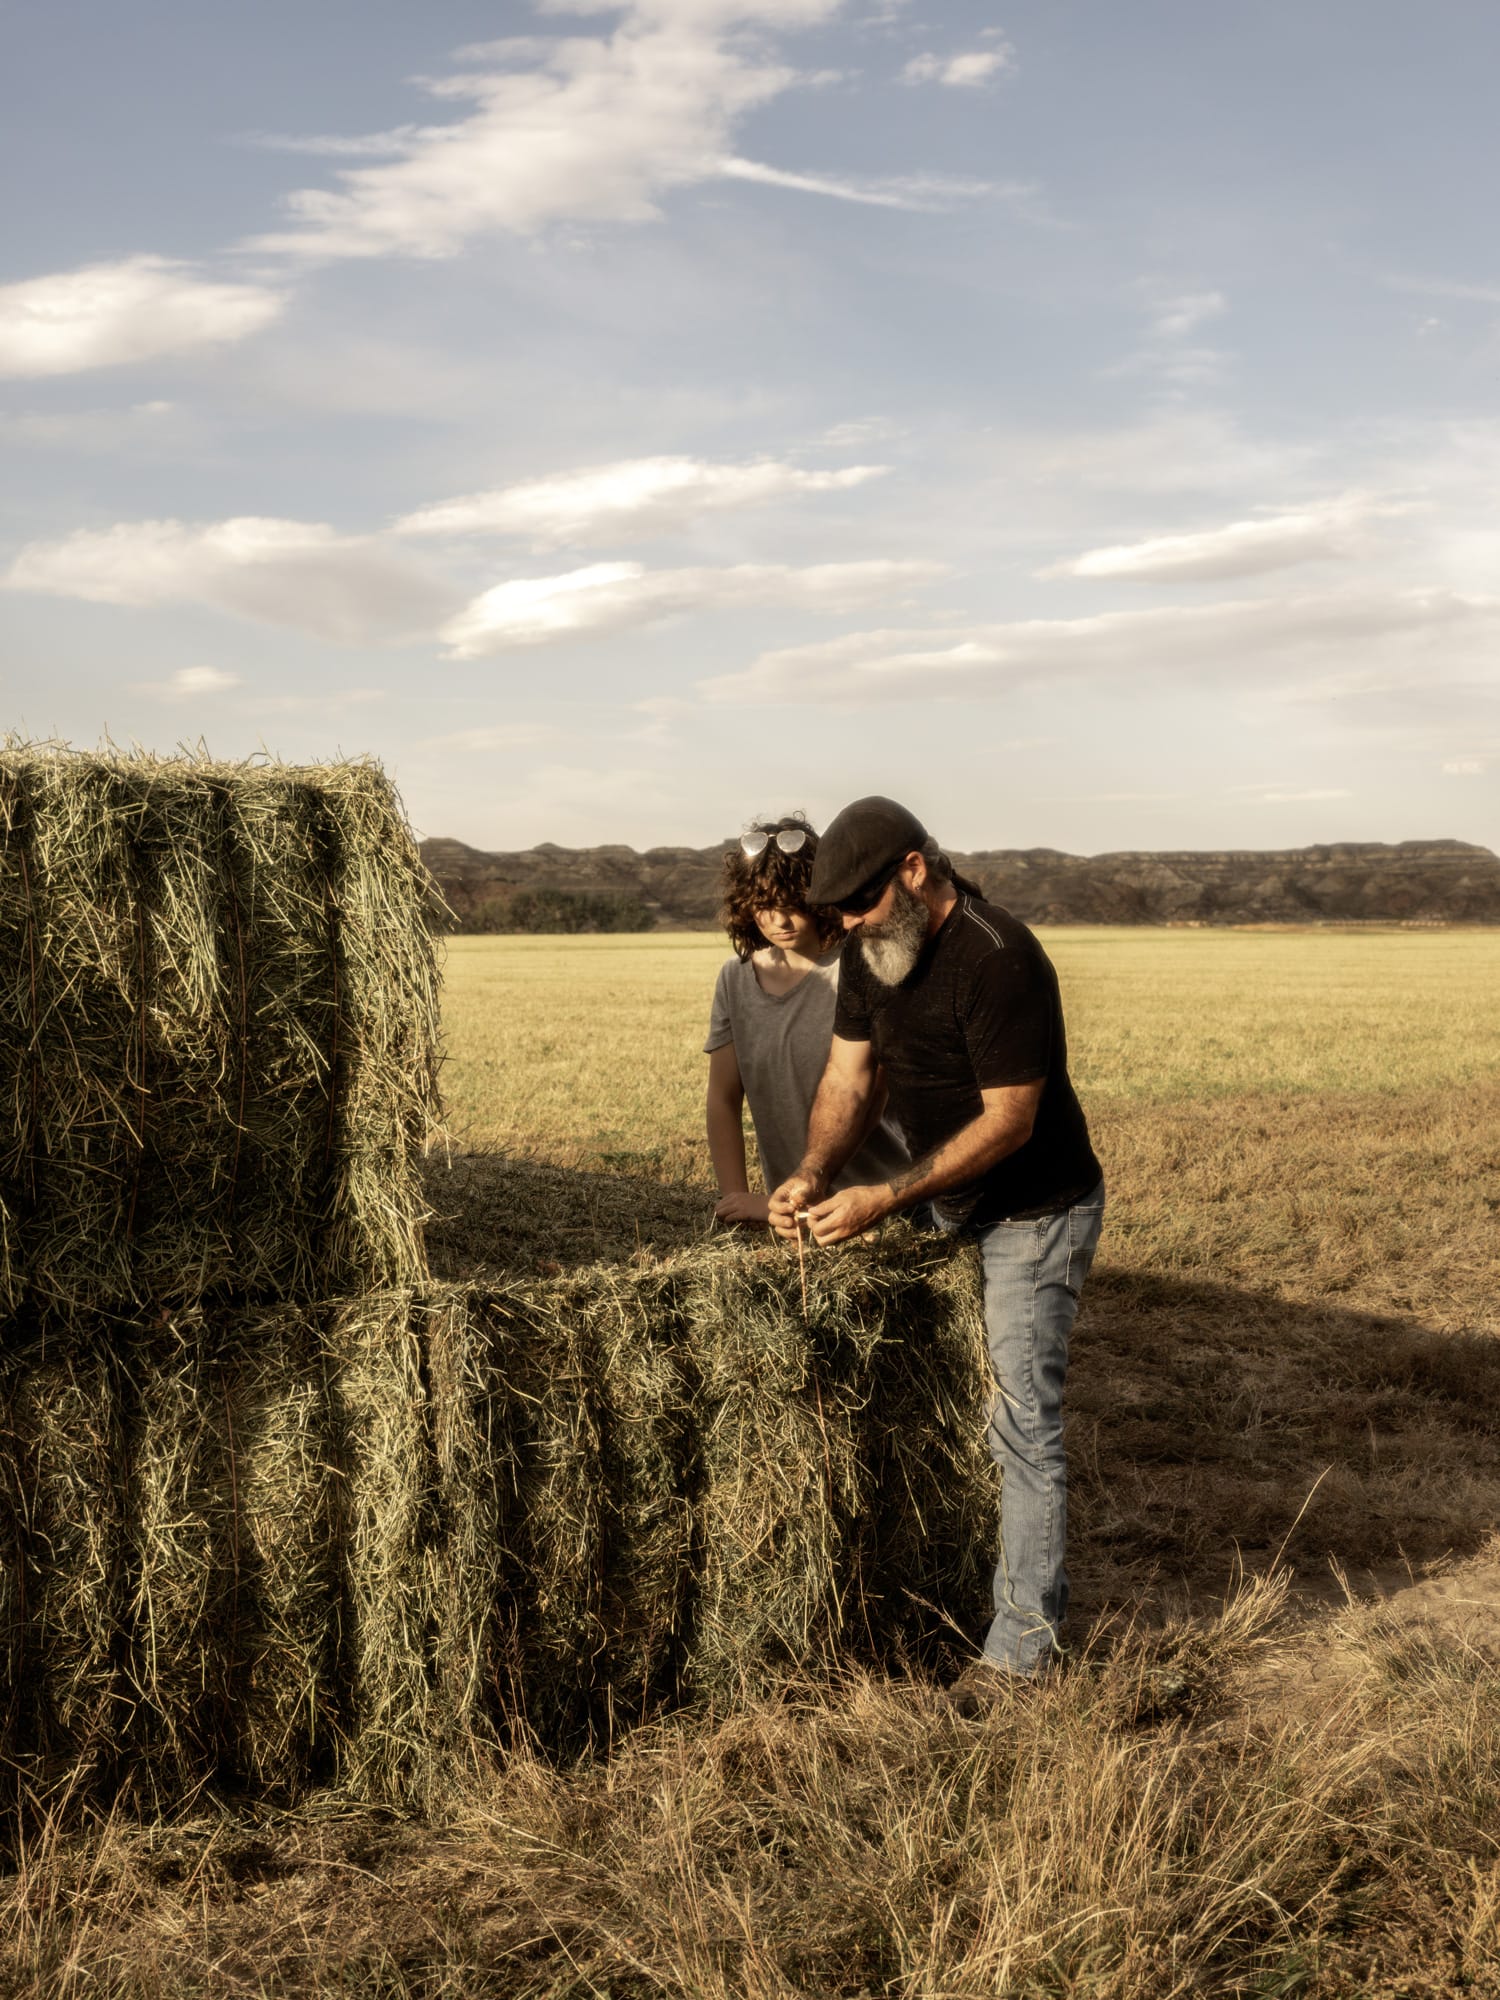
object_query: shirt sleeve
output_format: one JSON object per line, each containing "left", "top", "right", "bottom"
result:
{"left": 703, "top": 961, "right": 736, "bottom": 1055}
{"left": 832, "top": 942, "right": 874, "bottom": 1043}
{"left": 961, "top": 942, "right": 1054, "bottom": 1088}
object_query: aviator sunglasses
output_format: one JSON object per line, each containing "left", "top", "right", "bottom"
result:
{"left": 740, "top": 827, "right": 808, "bottom": 861}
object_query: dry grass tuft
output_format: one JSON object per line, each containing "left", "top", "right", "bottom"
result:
{"left": 7, "top": 1571, "right": 1500, "bottom": 1996}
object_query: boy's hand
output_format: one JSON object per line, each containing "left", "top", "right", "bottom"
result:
{"left": 713, "top": 1190, "right": 769, "bottom": 1225}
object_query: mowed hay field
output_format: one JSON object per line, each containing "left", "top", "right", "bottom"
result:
{"left": 9, "top": 927, "right": 1500, "bottom": 1999}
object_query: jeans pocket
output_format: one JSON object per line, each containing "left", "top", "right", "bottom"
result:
{"left": 1068, "top": 1188, "right": 1106, "bottom": 1261}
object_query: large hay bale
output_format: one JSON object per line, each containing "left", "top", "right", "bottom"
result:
{"left": 0, "top": 1208, "right": 998, "bottom": 1824}
{"left": 0, "top": 747, "right": 440, "bottom": 1313}
{"left": 680, "top": 1232, "right": 996, "bottom": 1704}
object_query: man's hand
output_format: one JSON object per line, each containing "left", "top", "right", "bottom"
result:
{"left": 768, "top": 1170, "right": 827, "bottom": 1240}
{"left": 803, "top": 1182, "right": 892, "bottom": 1246}
{"left": 713, "top": 1190, "right": 769, "bottom": 1226}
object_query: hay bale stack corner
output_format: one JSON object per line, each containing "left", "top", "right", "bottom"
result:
{"left": 0, "top": 747, "right": 999, "bottom": 1825}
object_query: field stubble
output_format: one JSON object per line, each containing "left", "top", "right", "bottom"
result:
{"left": 6, "top": 927, "right": 1500, "bottom": 1998}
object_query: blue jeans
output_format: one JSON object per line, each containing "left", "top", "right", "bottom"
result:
{"left": 971, "top": 1182, "right": 1105, "bottom": 1675}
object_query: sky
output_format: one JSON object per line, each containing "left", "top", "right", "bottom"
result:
{"left": 2, "top": 0, "right": 1498, "bottom": 855}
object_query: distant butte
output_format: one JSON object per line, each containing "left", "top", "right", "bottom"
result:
{"left": 419, "top": 836, "right": 1500, "bottom": 929}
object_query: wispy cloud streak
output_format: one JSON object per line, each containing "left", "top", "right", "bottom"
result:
{"left": 442, "top": 557, "right": 946, "bottom": 654}
{"left": 0, "top": 257, "right": 285, "bottom": 378}
{"left": 397, "top": 455, "right": 888, "bottom": 542}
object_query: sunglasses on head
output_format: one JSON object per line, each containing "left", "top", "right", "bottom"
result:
{"left": 834, "top": 856, "right": 904, "bottom": 916}
{"left": 740, "top": 827, "right": 808, "bottom": 861}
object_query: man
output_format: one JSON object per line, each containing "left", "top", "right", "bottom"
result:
{"left": 769, "top": 795, "right": 1104, "bottom": 1708}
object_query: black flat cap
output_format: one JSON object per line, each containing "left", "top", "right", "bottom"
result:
{"left": 809, "top": 795, "right": 929, "bottom": 904}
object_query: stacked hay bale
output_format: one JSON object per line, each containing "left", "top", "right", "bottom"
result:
{"left": 0, "top": 748, "right": 998, "bottom": 1823}
{"left": 0, "top": 747, "right": 440, "bottom": 1309}
{"left": 0, "top": 745, "right": 443, "bottom": 1818}
{"left": 1, "top": 1239, "right": 995, "bottom": 1814}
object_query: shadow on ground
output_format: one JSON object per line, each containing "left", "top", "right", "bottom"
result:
{"left": 1068, "top": 1267, "right": 1500, "bottom": 1632}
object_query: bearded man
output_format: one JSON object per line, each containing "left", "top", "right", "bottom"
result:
{"left": 768, "top": 795, "right": 1104, "bottom": 1707}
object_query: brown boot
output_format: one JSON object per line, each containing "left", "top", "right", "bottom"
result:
{"left": 942, "top": 1658, "right": 1043, "bottom": 1718}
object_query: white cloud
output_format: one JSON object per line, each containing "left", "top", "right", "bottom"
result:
{"left": 242, "top": 126, "right": 425, "bottom": 158}
{"left": 6, "top": 517, "right": 455, "bottom": 645}
{"left": 441, "top": 556, "right": 944, "bottom": 655}
{"left": 1043, "top": 496, "right": 1409, "bottom": 584}
{"left": 133, "top": 664, "right": 242, "bottom": 698}
{"left": 1150, "top": 290, "right": 1227, "bottom": 339}
{"left": 699, "top": 587, "right": 1500, "bottom": 705}
{"left": 901, "top": 45, "right": 1012, "bottom": 88}
{"left": 818, "top": 416, "right": 904, "bottom": 450}
{"left": 0, "top": 256, "right": 286, "bottom": 379}
{"left": 244, "top": 3, "right": 991, "bottom": 259}
{"left": 719, "top": 156, "right": 1000, "bottom": 209}
{"left": 1442, "top": 758, "right": 1487, "bottom": 775}
{"left": 129, "top": 663, "right": 393, "bottom": 719}
{"left": 1103, "top": 288, "right": 1231, "bottom": 393}
{"left": 396, "top": 455, "right": 888, "bottom": 542}
{"left": 248, "top": 22, "right": 807, "bottom": 259}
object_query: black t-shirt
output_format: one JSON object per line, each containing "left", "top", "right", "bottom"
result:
{"left": 834, "top": 895, "right": 1101, "bottom": 1226}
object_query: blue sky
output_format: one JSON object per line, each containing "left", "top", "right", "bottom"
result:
{"left": 3, "top": 0, "right": 1497, "bottom": 852}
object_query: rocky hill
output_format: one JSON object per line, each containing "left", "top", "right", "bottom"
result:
{"left": 420, "top": 836, "right": 1500, "bottom": 929}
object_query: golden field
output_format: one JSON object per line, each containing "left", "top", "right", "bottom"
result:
{"left": 439, "top": 926, "right": 1500, "bottom": 1170}
{"left": 7, "top": 926, "right": 1500, "bottom": 1999}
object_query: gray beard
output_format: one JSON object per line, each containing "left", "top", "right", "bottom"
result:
{"left": 859, "top": 880, "right": 931, "bottom": 987}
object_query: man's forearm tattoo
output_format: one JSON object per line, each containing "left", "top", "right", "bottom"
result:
{"left": 889, "top": 1152, "right": 938, "bottom": 1199}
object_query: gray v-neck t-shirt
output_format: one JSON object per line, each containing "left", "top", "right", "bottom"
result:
{"left": 704, "top": 946, "right": 910, "bottom": 1193}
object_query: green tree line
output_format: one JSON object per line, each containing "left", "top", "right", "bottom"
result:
{"left": 463, "top": 888, "right": 657, "bottom": 934}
